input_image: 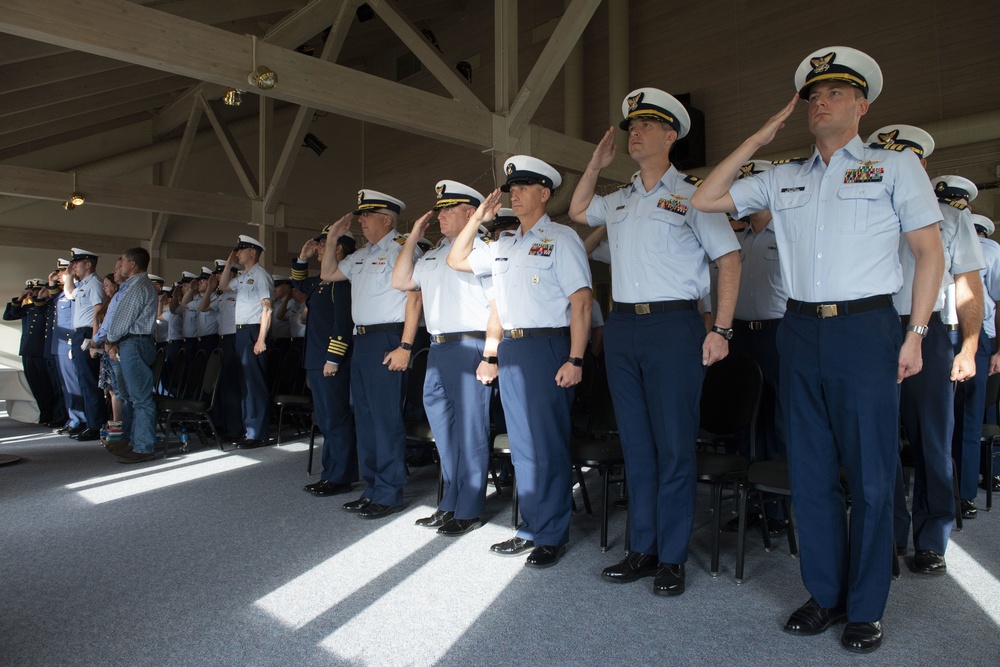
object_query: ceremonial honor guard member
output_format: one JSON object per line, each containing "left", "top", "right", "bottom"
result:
{"left": 692, "top": 47, "right": 945, "bottom": 653}
{"left": 208, "top": 259, "right": 243, "bottom": 442}
{"left": 393, "top": 180, "right": 498, "bottom": 535}
{"left": 321, "top": 190, "right": 422, "bottom": 520}
{"left": 866, "top": 127, "right": 985, "bottom": 574}
{"left": 569, "top": 88, "right": 740, "bottom": 593}
{"left": 449, "top": 157, "right": 592, "bottom": 568}
{"left": 293, "top": 226, "right": 358, "bottom": 496}
{"left": 960, "top": 212, "right": 1000, "bottom": 512}
{"left": 220, "top": 235, "right": 275, "bottom": 448}
{"left": 65, "top": 248, "right": 108, "bottom": 441}
{"left": 4, "top": 279, "right": 61, "bottom": 426}
{"left": 50, "top": 259, "right": 86, "bottom": 434}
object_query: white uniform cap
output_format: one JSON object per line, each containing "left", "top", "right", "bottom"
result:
{"left": 970, "top": 214, "right": 995, "bottom": 237}
{"left": 620, "top": 87, "right": 691, "bottom": 139}
{"left": 236, "top": 235, "right": 265, "bottom": 252}
{"left": 434, "top": 180, "right": 484, "bottom": 209}
{"left": 866, "top": 125, "right": 935, "bottom": 159}
{"left": 795, "top": 46, "right": 883, "bottom": 102}
{"left": 501, "top": 156, "right": 561, "bottom": 192}
{"left": 355, "top": 189, "right": 406, "bottom": 215}
{"left": 181, "top": 271, "right": 198, "bottom": 281}
{"left": 931, "top": 175, "right": 978, "bottom": 203}
{"left": 148, "top": 274, "right": 164, "bottom": 284}
{"left": 69, "top": 248, "right": 99, "bottom": 262}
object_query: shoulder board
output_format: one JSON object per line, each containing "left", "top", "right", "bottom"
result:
{"left": 683, "top": 175, "right": 703, "bottom": 187}
{"left": 393, "top": 235, "right": 406, "bottom": 246}
{"left": 941, "top": 197, "right": 968, "bottom": 210}
{"left": 612, "top": 181, "right": 632, "bottom": 192}
{"left": 771, "top": 157, "right": 809, "bottom": 165}
{"left": 868, "top": 141, "right": 906, "bottom": 152}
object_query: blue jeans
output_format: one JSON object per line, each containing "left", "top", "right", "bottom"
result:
{"left": 118, "top": 336, "right": 157, "bottom": 453}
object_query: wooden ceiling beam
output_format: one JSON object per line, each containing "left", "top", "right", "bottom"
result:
{"left": 0, "top": 114, "right": 154, "bottom": 162}
{"left": 0, "top": 51, "right": 131, "bottom": 95}
{"left": 0, "top": 34, "right": 68, "bottom": 65}
{"left": 147, "top": 0, "right": 306, "bottom": 27}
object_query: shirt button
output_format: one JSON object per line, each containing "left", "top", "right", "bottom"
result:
{"left": 817, "top": 253, "right": 822, "bottom": 259}
{"left": 819, "top": 225, "right": 825, "bottom": 231}
{"left": 816, "top": 282, "right": 821, "bottom": 287}
{"left": 821, "top": 198, "right": 827, "bottom": 203}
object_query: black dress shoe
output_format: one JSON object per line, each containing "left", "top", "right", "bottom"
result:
{"left": 653, "top": 563, "right": 685, "bottom": 596}
{"left": 980, "top": 475, "right": 1000, "bottom": 492}
{"left": 358, "top": 503, "right": 403, "bottom": 519}
{"left": 415, "top": 509, "right": 453, "bottom": 528}
{"left": 602, "top": 552, "right": 658, "bottom": 583}
{"left": 236, "top": 438, "right": 266, "bottom": 449}
{"left": 311, "top": 481, "right": 354, "bottom": 497}
{"left": 783, "top": 597, "right": 847, "bottom": 635}
{"left": 304, "top": 481, "right": 325, "bottom": 492}
{"left": 75, "top": 427, "right": 100, "bottom": 442}
{"left": 896, "top": 545, "right": 908, "bottom": 556}
{"left": 841, "top": 621, "right": 883, "bottom": 653}
{"left": 437, "top": 517, "right": 482, "bottom": 536}
{"left": 525, "top": 544, "right": 566, "bottom": 568}
{"left": 490, "top": 536, "right": 534, "bottom": 556}
{"left": 911, "top": 549, "right": 947, "bottom": 575}
{"left": 961, "top": 499, "right": 977, "bottom": 519}
{"left": 115, "top": 450, "right": 156, "bottom": 464}
{"left": 64, "top": 425, "right": 84, "bottom": 437}
{"left": 343, "top": 496, "right": 372, "bottom": 512}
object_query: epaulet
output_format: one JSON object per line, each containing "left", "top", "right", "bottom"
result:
{"left": 771, "top": 157, "right": 809, "bottom": 165}
{"left": 940, "top": 197, "right": 968, "bottom": 210}
{"left": 393, "top": 235, "right": 406, "bottom": 246}
{"left": 683, "top": 175, "right": 703, "bottom": 187}
{"left": 868, "top": 141, "right": 907, "bottom": 152}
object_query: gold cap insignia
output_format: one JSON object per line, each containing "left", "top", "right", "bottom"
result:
{"left": 627, "top": 92, "right": 643, "bottom": 111}
{"left": 357, "top": 190, "right": 364, "bottom": 205}
{"left": 740, "top": 163, "right": 755, "bottom": 176}
{"left": 435, "top": 184, "right": 445, "bottom": 199}
{"left": 506, "top": 162, "right": 515, "bottom": 175}
{"left": 878, "top": 130, "right": 899, "bottom": 144}
{"left": 810, "top": 52, "right": 835, "bottom": 74}
{"left": 935, "top": 181, "right": 946, "bottom": 193}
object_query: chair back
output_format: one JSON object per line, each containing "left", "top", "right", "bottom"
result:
{"left": 699, "top": 353, "right": 763, "bottom": 457}
{"left": 181, "top": 350, "right": 208, "bottom": 400}
{"left": 403, "top": 347, "right": 428, "bottom": 422}
{"left": 272, "top": 346, "right": 305, "bottom": 396}
{"left": 150, "top": 347, "right": 165, "bottom": 393}
{"left": 167, "top": 347, "right": 187, "bottom": 397}
{"left": 199, "top": 348, "right": 224, "bottom": 410}
{"left": 582, "top": 363, "right": 618, "bottom": 437}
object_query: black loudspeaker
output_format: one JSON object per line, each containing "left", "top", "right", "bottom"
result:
{"left": 671, "top": 93, "right": 706, "bottom": 170}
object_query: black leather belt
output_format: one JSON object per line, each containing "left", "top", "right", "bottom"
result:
{"left": 786, "top": 295, "right": 893, "bottom": 319}
{"left": 118, "top": 333, "right": 152, "bottom": 342}
{"left": 502, "top": 327, "right": 570, "bottom": 339}
{"left": 236, "top": 324, "right": 258, "bottom": 329}
{"left": 431, "top": 331, "right": 486, "bottom": 344}
{"left": 612, "top": 300, "right": 696, "bottom": 315}
{"left": 945, "top": 324, "right": 959, "bottom": 331}
{"left": 74, "top": 326, "right": 90, "bottom": 333}
{"left": 356, "top": 322, "right": 404, "bottom": 335}
{"left": 734, "top": 318, "right": 781, "bottom": 331}
{"left": 900, "top": 312, "right": 942, "bottom": 327}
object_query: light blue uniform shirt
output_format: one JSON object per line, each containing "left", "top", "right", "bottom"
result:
{"left": 733, "top": 224, "right": 788, "bottom": 320}
{"left": 288, "top": 299, "right": 306, "bottom": 339}
{"left": 271, "top": 296, "right": 292, "bottom": 340}
{"left": 232, "top": 263, "right": 274, "bottom": 325}
{"left": 182, "top": 296, "right": 199, "bottom": 338}
{"left": 729, "top": 136, "right": 941, "bottom": 302}
{"left": 338, "top": 231, "right": 410, "bottom": 327}
{"left": 195, "top": 293, "right": 220, "bottom": 336}
{"left": 586, "top": 164, "right": 738, "bottom": 302}
{"left": 895, "top": 201, "right": 984, "bottom": 316}
{"left": 164, "top": 307, "right": 183, "bottom": 341}
{"left": 218, "top": 291, "right": 237, "bottom": 335}
{"left": 412, "top": 237, "right": 493, "bottom": 335}
{"left": 467, "top": 215, "right": 591, "bottom": 329}
{"left": 71, "top": 273, "right": 105, "bottom": 330}
{"left": 979, "top": 237, "right": 1000, "bottom": 337}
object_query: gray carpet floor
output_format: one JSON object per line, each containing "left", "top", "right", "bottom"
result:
{"left": 1, "top": 415, "right": 999, "bottom": 667}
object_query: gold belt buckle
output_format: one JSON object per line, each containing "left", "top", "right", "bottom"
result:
{"left": 357, "top": 325, "right": 367, "bottom": 334}
{"left": 817, "top": 304, "right": 838, "bottom": 318}
{"left": 509, "top": 328, "right": 525, "bottom": 339}
{"left": 749, "top": 321, "right": 762, "bottom": 331}
{"left": 432, "top": 334, "right": 445, "bottom": 344}
{"left": 635, "top": 303, "right": 651, "bottom": 315}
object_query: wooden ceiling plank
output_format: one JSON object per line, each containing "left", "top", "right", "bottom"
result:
{"left": 148, "top": 0, "right": 306, "bottom": 27}
{"left": 506, "top": 0, "right": 602, "bottom": 136}
{"left": 0, "top": 34, "right": 69, "bottom": 65}
{"left": 0, "top": 113, "right": 154, "bottom": 162}
{"left": 151, "top": 100, "right": 204, "bottom": 248}
{"left": 367, "top": 0, "right": 483, "bottom": 108}
{"left": 0, "top": 77, "right": 190, "bottom": 136}
{"left": 0, "top": 224, "right": 142, "bottom": 255}
{"left": 0, "top": 163, "right": 253, "bottom": 221}
{"left": 264, "top": 0, "right": 354, "bottom": 213}
{"left": 0, "top": 0, "right": 493, "bottom": 149}
{"left": 0, "top": 69, "right": 185, "bottom": 118}
{"left": 201, "top": 97, "right": 260, "bottom": 198}
{"left": 0, "top": 51, "right": 131, "bottom": 95}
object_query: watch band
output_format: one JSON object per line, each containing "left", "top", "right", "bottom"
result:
{"left": 710, "top": 325, "right": 734, "bottom": 340}
{"left": 481, "top": 355, "right": 498, "bottom": 364}
{"left": 906, "top": 324, "right": 929, "bottom": 338}
{"left": 568, "top": 356, "right": 584, "bottom": 367}
{"left": 399, "top": 341, "right": 413, "bottom": 351}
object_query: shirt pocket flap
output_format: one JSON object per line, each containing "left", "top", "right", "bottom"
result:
{"left": 837, "top": 184, "right": 886, "bottom": 200}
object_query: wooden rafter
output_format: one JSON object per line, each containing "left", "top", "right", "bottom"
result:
{"left": 200, "top": 97, "right": 260, "bottom": 198}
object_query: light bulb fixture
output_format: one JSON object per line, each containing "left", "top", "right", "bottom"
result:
{"left": 223, "top": 88, "right": 243, "bottom": 106}
{"left": 248, "top": 35, "right": 277, "bottom": 90}
{"left": 62, "top": 201, "right": 76, "bottom": 211}
{"left": 63, "top": 172, "right": 84, "bottom": 211}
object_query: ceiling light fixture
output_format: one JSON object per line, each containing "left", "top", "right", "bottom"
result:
{"left": 248, "top": 35, "right": 277, "bottom": 90}
{"left": 63, "top": 172, "right": 84, "bottom": 210}
{"left": 223, "top": 88, "right": 243, "bottom": 106}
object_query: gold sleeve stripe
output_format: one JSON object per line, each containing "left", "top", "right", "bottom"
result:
{"left": 291, "top": 268, "right": 307, "bottom": 280}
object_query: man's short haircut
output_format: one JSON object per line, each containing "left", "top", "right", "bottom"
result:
{"left": 123, "top": 247, "right": 150, "bottom": 271}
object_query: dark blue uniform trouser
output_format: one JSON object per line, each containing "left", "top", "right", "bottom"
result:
{"left": 425, "top": 338, "right": 491, "bottom": 520}
{"left": 70, "top": 328, "right": 106, "bottom": 429}
{"left": 307, "top": 362, "right": 357, "bottom": 484}
{"left": 951, "top": 328, "right": 991, "bottom": 500}
{"left": 499, "top": 334, "right": 574, "bottom": 547}
{"left": 236, "top": 325, "right": 269, "bottom": 440}
{"left": 45, "top": 356, "right": 68, "bottom": 426}
{"left": 56, "top": 339, "right": 85, "bottom": 428}
{"left": 22, "top": 355, "right": 58, "bottom": 424}
{"left": 894, "top": 319, "right": 955, "bottom": 554}
{"left": 605, "top": 309, "right": 704, "bottom": 564}
{"left": 351, "top": 330, "right": 407, "bottom": 506}
{"left": 778, "top": 306, "right": 901, "bottom": 623}
{"left": 216, "top": 334, "right": 243, "bottom": 439}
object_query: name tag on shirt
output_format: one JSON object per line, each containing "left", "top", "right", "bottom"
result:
{"left": 780, "top": 187, "right": 805, "bottom": 192}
